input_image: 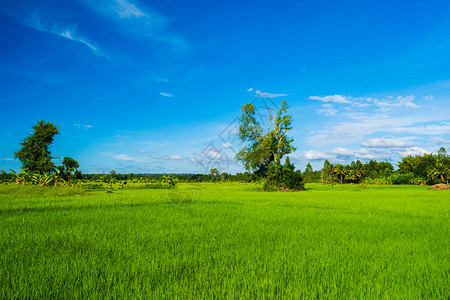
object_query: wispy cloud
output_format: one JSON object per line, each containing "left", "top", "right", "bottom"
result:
{"left": 304, "top": 150, "right": 328, "bottom": 160}
{"left": 317, "top": 104, "right": 339, "bottom": 116}
{"left": 372, "top": 96, "right": 419, "bottom": 110}
{"left": 81, "top": 0, "right": 188, "bottom": 52}
{"left": 160, "top": 92, "right": 174, "bottom": 98}
{"left": 0, "top": 158, "right": 14, "bottom": 161}
{"left": 111, "top": 0, "right": 148, "bottom": 18}
{"left": 111, "top": 153, "right": 140, "bottom": 162}
{"left": 74, "top": 123, "right": 93, "bottom": 129}
{"left": 25, "top": 13, "right": 107, "bottom": 58}
{"left": 361, "top": 138, "right": 414, "bottom": 148}
{"left": 396, "top": 147, "right": 429, "bottom": 157}
{"left": 161, "top": 155, "right": 182, "bottom": 160}
{"left": 309, "top": 95, "right": 350, "bottom": 104}
{"left": 311, "top": 94, "right": 420, "bottom": 112}
{"left": 255, "top": 90, "right": 287, "bottom": 98}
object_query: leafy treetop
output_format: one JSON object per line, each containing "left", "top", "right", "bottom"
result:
{"left": 14, "top": 120, "right": 60, "bottom": 174}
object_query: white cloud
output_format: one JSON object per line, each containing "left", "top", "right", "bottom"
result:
{"left": 373, "top": 96, "right": 419, "bottom": 110}
{"left": 160, "top": 92, "right": 174, "bottom": 98}
{"left": 111, "top": 0, "right": 148, "bottom": 18}
{"left": 317, "top": 104, "right": 338, "bottom": 116}
{"left": 247, "top": 88, "right": 254, "bottom": 92}
{"left": 309, "top": 95, "right": 350, "bottom": 104}
{"left": 81, "top": 0, "right": 187, "bottom": 51}
{"left": 389, "top": 123, "right": 450, "bottom": 135}
{"left": 255, "top": 90, "right": 287, "bottom": 98}
{"left": 200, "top": 150, "right": 222, "bottom": 159}
{"left": 361, "top": 138, "right": 414, "bottom": 148}
{"left": 396, "top": 147, "right": 429, "bottom": 157}
{"left": 74, "top": 123, "right": 93, "bottom": 129}
{"left": 309, "top": 94, "right": 419, "bottom": 110}
{"left": 0, "top": 158, "right": 14, "bottom": 161}
{"left": 304, "top": 150, "right": 328, "bottom": 160}
{"left": 329, "top": 147, "right": 391, "bottom": 160}
{"left": 112, "top": 154, "right": 140, "bottom": 161}
{"left": 435, "top": 138, "right": 450, "bottom": 144}
{"left": 222, "top": 142, "right": 233, "bottom": 148}
{"left": 25, "top": 13, "right": 106, "bottom": 57}
{"left": 161, "top": 155, "right": 182, "bottom": 160}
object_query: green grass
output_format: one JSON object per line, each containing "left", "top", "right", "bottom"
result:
{"left": 0, "top": 183, "right": 449, "bottom": 298}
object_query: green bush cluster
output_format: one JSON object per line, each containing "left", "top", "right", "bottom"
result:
{"left": 263, "top": 157, "right": 304, "bottom": 191}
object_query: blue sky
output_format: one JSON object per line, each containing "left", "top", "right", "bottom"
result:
{"left": 1, "top": 0, "right": 450, "bottom": 174}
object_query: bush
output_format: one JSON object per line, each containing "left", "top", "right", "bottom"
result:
{"left": 263, "top": 158, "right": 304, "bottom": 191}
{"left": 391, "top": 172, "right": 415, "bottom": 185}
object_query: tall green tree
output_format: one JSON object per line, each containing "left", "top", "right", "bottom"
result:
{"left": 322, "top": 160, "right": 332, "bottom": 184}
{"left": 236, "top": 100, "right": 296, "bottom": 175}
{"left": 304, "top": 163, "right": 313, "bottom": 183}
{"left": 62, "top": 157, "right": 79, "bottom": 182}
{"left": 14, "top": 120, "right": 60, "bottom": 174}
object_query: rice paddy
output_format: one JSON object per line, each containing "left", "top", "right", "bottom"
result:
{"left": 0, "top": 183, "right": 448, "bottom": 298}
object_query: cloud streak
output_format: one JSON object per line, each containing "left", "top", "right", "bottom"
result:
{"left": 25, "top": 13, "right": 107, "bottom": 57}
{"left": 255, "top": 90, "right": 287, "bottom": 98}
{"left": 361, "top": 138, "right": 414, "bottom": 148}
{"left": 111, "top": 0, "right": 148, "bottom": 18}
{"left": 81, "top": 0, "right": 188, "bottom": 52}
{"left": 111, "top": 153, "right": 140, "bottom": 162}
{"left": 309, "top": 95, "right": 350, "bottom": 103}
{"left": 160, "top": 92, "right": 174, "bottom": 98}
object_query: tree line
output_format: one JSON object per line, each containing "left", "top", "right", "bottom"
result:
{"left": 302, "top": 147, "right": 449, "bottom": 186}
{"left": 3, "top": 109, "right": 449, "bottom": 189}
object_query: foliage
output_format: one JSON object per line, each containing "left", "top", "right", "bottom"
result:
{"left": 14, "top": 120, "right": 60, "bottom": 174}
{"left": 236, "top": 100, "right": 296, "bottom": 176}
{"left": 235, "top": 100, "right": 302, "bottom": 191}
{"left": 61, "top": 157, "right": 79, "bottom": 182}
{"left": 263, "top": 157, "right": 304, "bottom": 191}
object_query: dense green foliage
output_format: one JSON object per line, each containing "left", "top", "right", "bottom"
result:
{"left": 264, "top": 156, "right": 304, "bottom": 191}
{"left": 301, "top": 148, "right": 450, "bottom": 186}
{"left": 236, "top": 100, "right": 303, "bottom": 190}
{"left": 0, "top": 183, "right": 448, "bottom": 298}
{"left": 14, "top": 120, "right": 60, "bottom": 174}
{"left": 236, "top": 100, "right": 296, "bottom": 174}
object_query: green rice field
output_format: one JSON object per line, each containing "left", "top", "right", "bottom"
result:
{"left": 0, "top": 183, "right": 449, "bottom": 298}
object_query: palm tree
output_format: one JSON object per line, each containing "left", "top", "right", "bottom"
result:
{"left": 428, "top": 161, "right": 450, "bottom": 184}
{"left": 345, "top": 169, "right": 356, "bottom": 183}
{"left": 332, "top": 164, "right": 346, "bottom": 184}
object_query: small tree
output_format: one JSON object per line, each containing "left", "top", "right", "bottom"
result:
{"left": 210, "top": 168, "right": 219, "bottom": 182}
{"left": 14, "top": 120, "right": 60, "bottom": 174}
{"left": 62, "top": 157, "right": 79, "bottom": 182}
{"left": 236, "top": 100, "right": 303, "bottom": 190}
{"left": 236, "top": 100, "right": 296, "bottom": 176}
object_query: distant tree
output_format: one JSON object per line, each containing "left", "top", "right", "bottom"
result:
{"left": 322, "top": 160, "right": 332, "bottom": 184}
{"left": 428, "top": 160, "right": 449, "bottom": 184}
{"left": 14, "top": 120, "right": 60, "bottom": 174}
{"left": 236, "top": 100, "right": 303, "bottom": 190}
{"left": 62, "top": 157, "right": 79, "bottom": 182}
{"left": 74, "top": 170, "right": 83, "bottom": 180}
{"left": 332, "top": 164, "right": 345, "bottom": 184}
{"left": 210, "top": 168, "right": 219, "bottom": 181}
{"left": 236, "top": 100, "right": 296, "bottom": 176}
{"left": 438, "top": 147, "right": 447, "bottom": 160}
{"left": 429, "top": 147, "right": 450, "bottom": 184}
{"left": 109, "top": 170, "right": 117, "bottom": 178}
{"left": 304, "top": 163, "right": 313, "bottom": 183}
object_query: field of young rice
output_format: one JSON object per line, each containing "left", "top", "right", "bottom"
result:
{"left": 0, "top": 183, "right": 448, "bottom": 298}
